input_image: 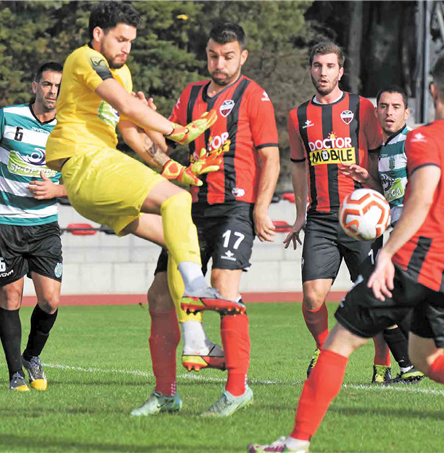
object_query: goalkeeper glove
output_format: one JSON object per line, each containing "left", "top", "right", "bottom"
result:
{"left": 161, "top": 159, "right": 203, "bottom": 186}
{"left": 189, "top": 148, "right": 222, "bottom": 176}
{"left": 166, "top": 110, "right": 217, "bottom": 145}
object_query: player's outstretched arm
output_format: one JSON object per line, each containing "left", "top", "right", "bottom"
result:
{"left": 368, "top": 165, "right": 441, "bottom": 300}
{"left": 118, "top": 119, "right": 169, "bottom": 169}
{"left": 338, "top": 164, "right": 382, "bottom": 192}
{"left": 96, "top": 79, "right": 216, "bottom": 144}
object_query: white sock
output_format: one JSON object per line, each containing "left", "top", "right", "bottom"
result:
{"left": 177, "top": 262, "right": 207, "bottom": 293}
{"left": 181, "top": 321, "right": 212, "bottom": 354}
{"left": 400, "top": 365, "right": 414, "bottom": 373}
{"left": 285, "top": 436, "right": 310, "bottom": 452}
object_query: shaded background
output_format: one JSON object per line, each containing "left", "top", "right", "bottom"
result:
{"left": 0, "top": 0, "right": 436, "bottom": 190}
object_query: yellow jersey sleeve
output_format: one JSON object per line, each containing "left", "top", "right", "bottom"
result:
{"left": 46, "top": 45, "right": 133, "bottom": 170}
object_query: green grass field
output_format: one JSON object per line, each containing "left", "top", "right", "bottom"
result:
{"left": 1, "top": 302, "right": 444, "bottom": 453}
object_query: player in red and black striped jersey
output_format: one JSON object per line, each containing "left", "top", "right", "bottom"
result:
{"left": 139, "top": 23, "right": 280, "bottom": 417}
{"left": 248, "top": 53, "right": 444, "bottom": 453}
{"left": 283, "top": 42, "right": 389, "bottom": 381}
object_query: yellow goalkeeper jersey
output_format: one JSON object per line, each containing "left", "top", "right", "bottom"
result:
{"left": 46, "top": 44, "right": 133, "bottom": 170}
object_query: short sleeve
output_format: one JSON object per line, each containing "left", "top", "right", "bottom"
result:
{"left": 288, "top": 109, "right": 306, "bottom": 161}
{"left": 73, "top": 47, "right": 114, "bottom": 92}
{"left": 361, "top": 98, "right": 382, "bottom": 151}
{"left": 247, "top": 87, "right": 279, "bottom": 149}
{"left": 169, "top": 87, "right": 189, "bottom": 126}
{"left": 406, "top": 127, "right": 442, "bottom": 175}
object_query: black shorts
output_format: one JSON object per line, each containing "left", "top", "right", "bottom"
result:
{"left": 302, "top": 212, "right": 382, "bottom": 283}
{"left": 0, "top": 222, "right": 63, "bottom": 286}
{"left": 335, "top": 256, "right": 444, "bottom": 348}
{"left": 155, "top": 202, "right": 255, "bottom": 275}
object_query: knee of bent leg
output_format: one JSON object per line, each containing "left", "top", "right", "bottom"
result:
{"left": 0, "top": 287, "right": 22, "bottom": 310}
{"left": 147, "top": 273, "right": 174, "bottom": 312}
{"left": 38, "top": 294, "right": 60, "bottom": 314}
{"left": 303, "top": 286, "right": 326, "bottom": 311}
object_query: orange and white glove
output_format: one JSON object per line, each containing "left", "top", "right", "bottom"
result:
{"left": 189, "top": 148, "right": 222, "bottom": 176}
{"left": 161, "top": 159, "right": 202, "bottom": 186}
{"left": 166, "top": 110, "right": 218, "bottom": 145}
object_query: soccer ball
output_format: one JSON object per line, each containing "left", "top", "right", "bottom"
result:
{"left": 339, "top": 188, "right": 391, "bottom": 241}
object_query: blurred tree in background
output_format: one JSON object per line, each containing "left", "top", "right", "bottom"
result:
{"left": 0, "top": 1, "right": 418, "bottom": 191}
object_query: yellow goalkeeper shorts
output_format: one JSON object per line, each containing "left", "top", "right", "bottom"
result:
{"left": 61, "top": 147, "right": 165, "bottom": 236}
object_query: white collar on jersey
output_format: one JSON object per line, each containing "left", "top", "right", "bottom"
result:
{"left": 312, "top": 91, "right": 344, "bottom": 105}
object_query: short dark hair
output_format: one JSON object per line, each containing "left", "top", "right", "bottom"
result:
{"left": 34, "top": 62, "right": 63, "bottom": 83}
{"left": 376, "top": 85, "right": 409, "bottom": 109}
{"left": 88, "top": 1, "right": 140, "bottom": 40}
{"left": 431, "top": 54, "right": 444, "bottom": 96}
{"left": 208, "top": 22, "right": 246, "bottom": 49}
{"left": 309, "top": 42, "right": 345, "bottom": 68}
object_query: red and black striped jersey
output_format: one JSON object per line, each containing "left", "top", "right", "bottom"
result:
{"left": 393, "top": 121, "right": 444, "bottom": 293}
{"left": 288, "top": 92, "right": 382, "bottom": 214}
{"left": 169, "top": 75, "right": 278, "bottom": 204}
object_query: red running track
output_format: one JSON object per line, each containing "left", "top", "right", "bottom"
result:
{"left": 21, "top": 292, "right": 346, "bottom": 306}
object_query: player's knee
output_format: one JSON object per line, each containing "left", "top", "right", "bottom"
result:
{"left": 38, "top": 295, "right": 60, "bottom": 314}
{"left": 0, "top": 287, "right": 22, "bottom": 310}
{"left": 162, "top": 191, "right": 192, "bottom": 213}
{"left": 303, "top": 292, "right": 325, "bottom": 311}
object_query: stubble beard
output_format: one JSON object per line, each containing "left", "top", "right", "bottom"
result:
{"left": 311, "top": 74, "right": 339, "bottom": 96}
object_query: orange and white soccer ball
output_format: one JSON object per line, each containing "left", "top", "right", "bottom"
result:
{"left": 339, "top": 188, "right": 391, "bottom": 241}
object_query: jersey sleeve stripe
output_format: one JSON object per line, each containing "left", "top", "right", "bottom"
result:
{"left": 291, "top": 157, "right": 306, "bottom": 163}
{"left": 409, "top": 162, "right": 441, "bottom": 175}
{"left": 256, "top": 143, "right": 279, "bottom": 149}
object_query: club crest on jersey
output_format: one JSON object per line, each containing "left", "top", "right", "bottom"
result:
{"left": 340, "top": 110, "right": 354, "bottom": 125}
{"left": 220, "top": 100, "right": 235, "bottom": 117}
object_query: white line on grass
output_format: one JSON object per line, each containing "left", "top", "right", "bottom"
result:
{"left": 42, "top": 362, "right": 444, "bottom": 396}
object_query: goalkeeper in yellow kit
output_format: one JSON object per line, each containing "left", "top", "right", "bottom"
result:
{"left": 46, "top": 4, "right": 245, "bottom": 325}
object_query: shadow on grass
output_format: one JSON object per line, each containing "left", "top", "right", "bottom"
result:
{"left": 330, "top": 405, "right": 444, "bottom": 421}
{"left": 0, "top": 434, "right": 231, "bottom": 452}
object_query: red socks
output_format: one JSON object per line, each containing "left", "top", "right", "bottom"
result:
{"left": 221, "top": 313, "right": 250, "bottom": 396}
{"left": 149, "top": 310, "right": 180, "bottom": 396}
{"left": 291, "top": 349, "right": 348, "bottom": 441}
{"left": 302, "top": 303, "right": 329, "bottom": 350}
{"left": 428, "top": 354, "right": 444, "bottom": 384}
{"left": 373, "top": 333, "right": 391, "bottom": 366}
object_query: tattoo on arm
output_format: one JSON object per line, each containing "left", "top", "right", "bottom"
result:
{"left": 143, "top": 136, "right": 169, "bottom": 167}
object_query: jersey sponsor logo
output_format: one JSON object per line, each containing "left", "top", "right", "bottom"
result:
{"left": 232, "top": 187, "right": 245, "bottom": 197}
{"left": 411, "top": 132, "right": 427, "bottom": 143}
{"left": 340, "top": 110, "right": 354, "bottom": 125}
{"left": 97, "top": 101, "right": 120, "bottom": 129}
{"left": 308, "top": 133, "right": 352, "bottom": 152}
{"left": 309, "top": 147, "right": 356, "bottom": 166}
{"left": 261, "top": 91, "right": 270, "bottom": 101}
{"left": 207, "top": 133, "right": 230, "bottom": 153}
{"left": 302, "top": 120, "right": 314, "bottom": 129}
{"left": 220, "top": 100, "right": 235, "bottom": 117}
{"left": 8, "top": 151, "right": 57, "bottom": 178}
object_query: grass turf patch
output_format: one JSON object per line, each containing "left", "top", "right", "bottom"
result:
{"left": 0, "top": 303, "right": 443, "bottom": 452}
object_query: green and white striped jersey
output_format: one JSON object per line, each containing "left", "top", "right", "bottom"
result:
{"left": 378, "top": 125, "right": 410, "bottom": 225}
{"left": 0, "top": 104, "right": 61, "bottom": 225}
